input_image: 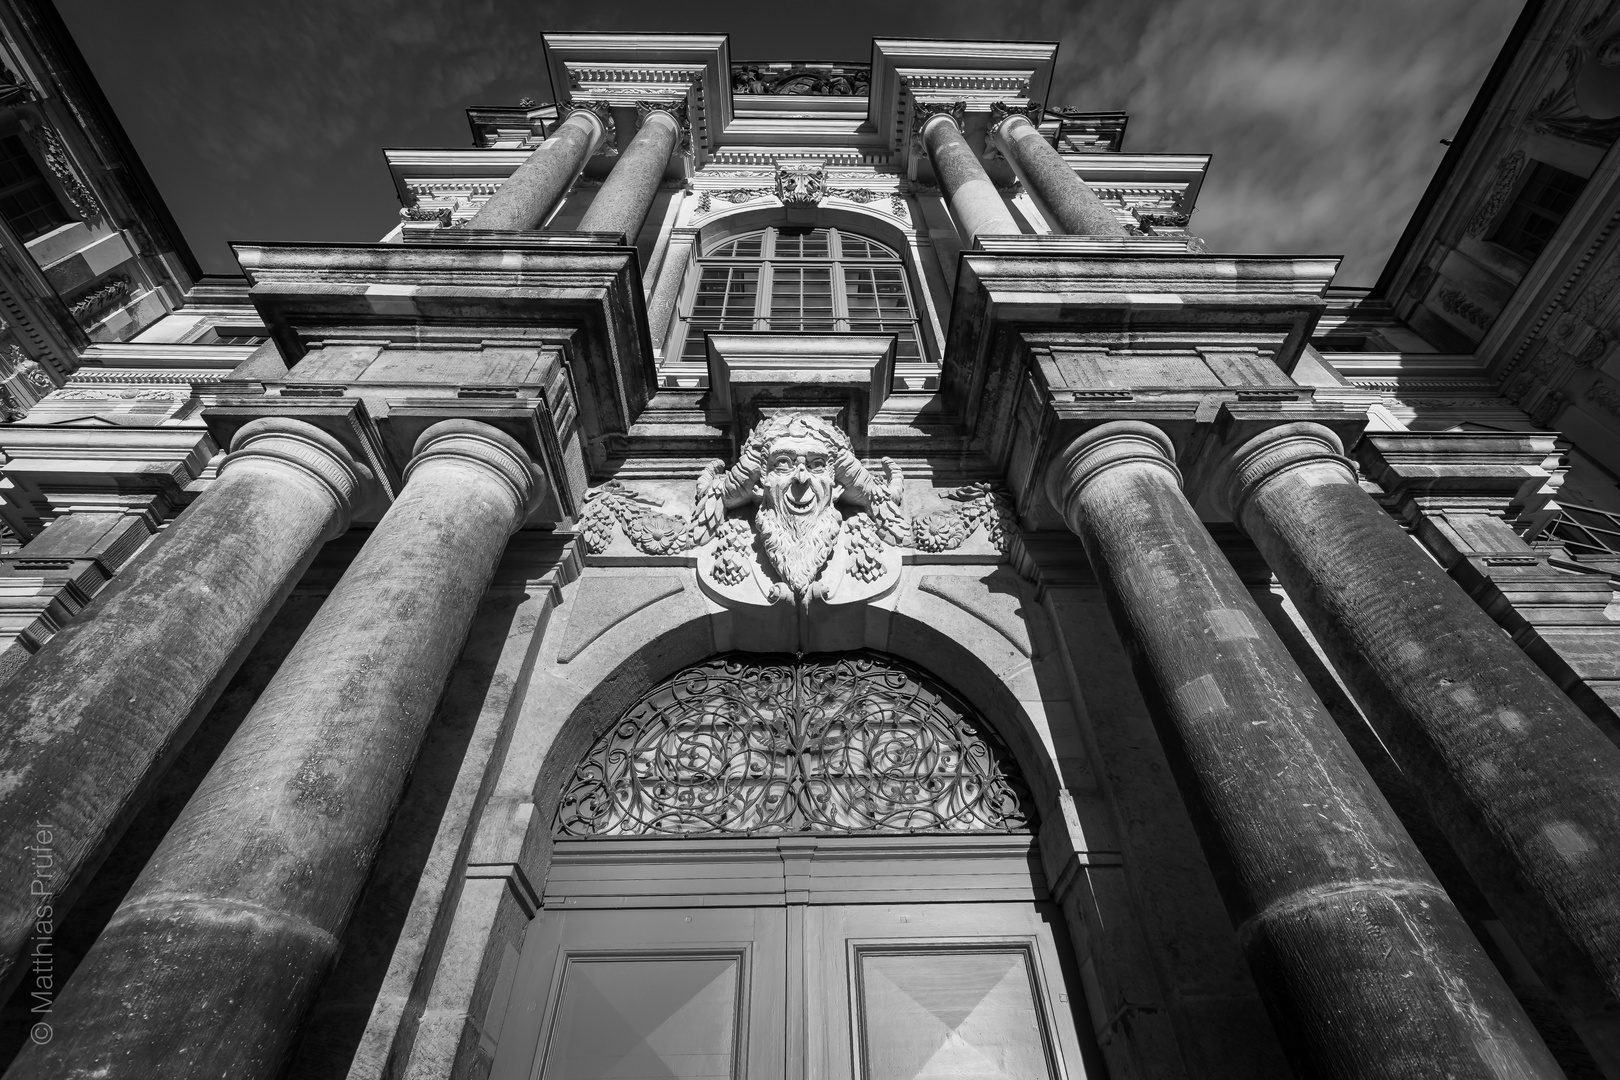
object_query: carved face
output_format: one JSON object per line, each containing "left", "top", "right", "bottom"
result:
{"left": 757, "top": 433, "right": 838, "bottom": 531}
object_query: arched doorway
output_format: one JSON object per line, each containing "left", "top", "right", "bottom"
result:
{"left": 490, "top": 652, "right": 1101, "bottom": 1080}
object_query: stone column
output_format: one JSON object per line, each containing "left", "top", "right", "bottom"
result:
{"left": 991, "top": 107, "right": 1126, "bottom": 237}
{"left": 1222, "top": 421, "right": 1620, "bottom": 1065}
{"left": 577, "top": 102, "right": 683, "bottom": 243}
{"left": 466, "top": 104, "right": 609, "bottom": 231}
{"left": 917, "top": 104, "right": 1021, "bottom": 246}
{"left": 13, "top": 420, "right": 543, "bottom": 1080}
{"left": 0, "top": 418, "right": 363, "bottom": 1000}
{"left": 1045, "top": 422, "right": 1559, "bottom": 1080}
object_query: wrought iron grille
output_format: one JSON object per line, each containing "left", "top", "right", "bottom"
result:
{"left": 1544, "top": 500, "right": 1620, "bottom": 559}
{"left": 555, "top": 652, "right": 1032, "bottom": 837}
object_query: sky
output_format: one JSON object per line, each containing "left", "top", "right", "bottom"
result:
{"left": 55, "top": 0, "right": 1524, "bottom": 285}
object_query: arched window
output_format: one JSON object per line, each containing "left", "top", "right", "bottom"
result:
{"left": 677, "top": 227, "right": 924, "bottom": 365}
{"left": 555, "top": 651, "right": 1031, "bottom": 837}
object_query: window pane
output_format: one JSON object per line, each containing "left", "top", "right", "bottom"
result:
{"left": 684, "top": 266, "right": 758, "bottom": 362}
{"left": 1492, "top": 161, "right": 1587, "bottom": 261}
{"left": 710, "top": 234, "right": 762, "bottom": 258}
{"left": 769, "top": 266, "right": 833, "bottom": 331}
{"left": 540, "top": 956, "right": 739, "bottom": 1080}
{"left": 839, "top": 235, "right": 896, "bottom": 260}
{"left": 858, "top": 950, "right": 1054, "bottom": 1080}
{"left": 773, "top": 228, "right": 830, "bottom": 259}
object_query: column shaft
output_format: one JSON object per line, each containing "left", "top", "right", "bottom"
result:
{"left": 1047, "top": 422, "right": 1559, "bottom": 1080}
{"left": 1225, "top": 422, "right": 1620, "bottom": 1062}
{"left": 993, "top": 113, "right": 1126, "bottom": 237}
{"left": 577, "top": 109, "right": 680, "bottom": 242}
{"left": 920, "top": 113, "right": 1021, "bottom": 246}
{"left": 466, "top": 108, "right": 605, "bottom": 231}
{"left": 0, "top": 418, "right": 361, "bottom": 1000}
{"left": 12, "top": 421, "right": 541, "bottom": 1080}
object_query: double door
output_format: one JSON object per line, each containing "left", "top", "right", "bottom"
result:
{"left": 487, "top": 837, "right": 1100, "bottom": 1080}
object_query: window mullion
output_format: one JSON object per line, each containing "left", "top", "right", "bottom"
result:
{"left": 755, "top": 262, "right": 772, "bottom": 330}
{"left": 833, "top": 264, "right": 849, "bottom": 331}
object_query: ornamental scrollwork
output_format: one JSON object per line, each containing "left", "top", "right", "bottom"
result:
{"left": 25, "top": 121, "right": 99, "bottom": 221}
{"left": 553, "top": 651, "right": 1032, "bottom": 837}
{"left": 577, "top": 413, "right": 1017, "bottom": 606}
{"left": 1466, "top": 150, "right": 1525, "bottom": 237}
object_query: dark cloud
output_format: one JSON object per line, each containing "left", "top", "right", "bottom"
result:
{"left": 57, "top": 0, "right": 1520, "bottom": 283}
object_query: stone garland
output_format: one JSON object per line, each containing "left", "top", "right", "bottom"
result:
{"left": 1436, "top": 287, "right": 1493, "bottom": 331}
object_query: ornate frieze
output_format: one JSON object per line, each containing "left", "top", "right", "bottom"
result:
{"left": 578, "top": 413, "right": 1014, "bottom": 609}
{"left": 731, "top": 63, "right": 870, "bottom": 96}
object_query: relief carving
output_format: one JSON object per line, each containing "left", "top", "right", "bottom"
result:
{"left": 774, "top": 161, "right": 825, "bottom": 207}
{"left": 1466, "top": 151, "right": 1525, "bottom": 237}
{"left": 579, "top": 412, "right": 1014, "bottom": 610}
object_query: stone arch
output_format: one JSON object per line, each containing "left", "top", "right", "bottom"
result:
{"left": 519, "top": 570, "right": 1070, "bottom": 851}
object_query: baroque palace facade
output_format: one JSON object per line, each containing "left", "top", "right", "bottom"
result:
{"left": 6, "top": 2, "right": 1620, "bottom": 1079}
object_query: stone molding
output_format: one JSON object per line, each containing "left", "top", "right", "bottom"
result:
{"left": 221, "top": 418, "right": 369, "bottom": 541}
{"left": 1216, "top": 422, "right": 1355, "bottom": 524}
{"left": 1045, "top": 421, "right": 1181, "bottom": 522}
{"left": 404, "top": 419, "right": 544, "bottom": 527}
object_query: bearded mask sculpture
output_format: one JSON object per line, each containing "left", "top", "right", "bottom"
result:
{"left": 754, "top": 428, "right": 845, "bottom": 597}
{"left": 689, "top": 413, "right": 906, "bottom": 606}
{"left": 579, "top": 412, "right": 1011, "bottom": 620}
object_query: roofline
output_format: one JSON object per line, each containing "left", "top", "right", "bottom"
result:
{"left": 1371, "top": 0, "right": 1545, "bottom": 298}
{"left": 16, "top": 0, "right": 202, "bottom": 281}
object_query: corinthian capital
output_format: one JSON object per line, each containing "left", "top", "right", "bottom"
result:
{"left": 636, "top": 98, "right": 691, "bottom": 153}
{"left": 911, "top": 100, "right": 966, "bottom": 137}
{"left": 555, "top": 99, "right": 617, "bottom": 153}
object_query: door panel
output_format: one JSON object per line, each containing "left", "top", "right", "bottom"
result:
{"left": 806, "top": 903, "right": 1095, "bottom": 1080}
{"left": 490, "top": 907, "right": 787, "bottom": 1080}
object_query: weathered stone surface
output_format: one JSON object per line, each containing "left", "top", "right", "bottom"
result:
{"left": 558, "top": 572, "right": 684, "bottom": 663}
{"left": 12, "top": 421, "right": 541, "bottom": 1080}
{"left": 467, "top": 109, "right": 604, "bottom": 231}
{"left": 1223, "top": 420, "right": 1620, "bottom": 1069}
{"left": 0, "top": 418, "right": 364, "bottom": 1002}
{"left": 994, "top": 113, "right": 1126, "bottom": 237}
{"left": 577, "top": 109, "right": 680, "bottom": 243}
{"left": 1047, "top": 420, "right": 1560, "bottom": 1079}
{"left": 920, "top": 113, "right": 1020, "bottom": 245}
